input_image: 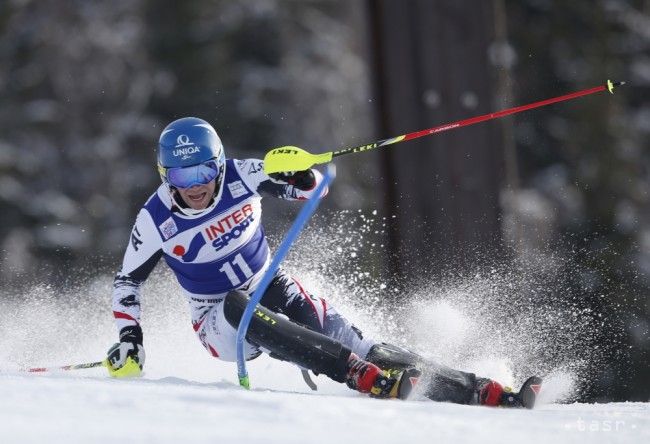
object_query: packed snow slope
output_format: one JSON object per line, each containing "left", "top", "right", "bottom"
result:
{"left": 0, "top": 367, "right": 648, "bottom": 444}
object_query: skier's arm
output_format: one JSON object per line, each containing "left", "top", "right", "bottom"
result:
{"left": 235, "top": 158, "right": 328, "bottom": 200}
{"left": 112, "top": 209, "right": 163, "bottom": 333}
{"left": 106, "top": 209, "right": 161, "bottom": 377}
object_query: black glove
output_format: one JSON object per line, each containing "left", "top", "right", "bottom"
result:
{"left": 105, "top": 325, "right": 145, "bottom": 377}
{"left": 269, "top": 169, "right": 316, "bottom": 191}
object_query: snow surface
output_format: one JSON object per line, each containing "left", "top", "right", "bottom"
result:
{"left": 0, "top": 365, "right": 648, "bottom": 444}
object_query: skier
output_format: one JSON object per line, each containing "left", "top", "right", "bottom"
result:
{"left": 106, "top": 116, "right": 539, "bottom": 407}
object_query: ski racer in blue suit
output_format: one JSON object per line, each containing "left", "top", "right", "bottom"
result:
{"left": 105, "top": 117, "right": 518, "bottom": 406}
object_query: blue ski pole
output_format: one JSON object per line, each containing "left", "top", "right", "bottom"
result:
{"left": 236, "top": 164, "right": 336, "bottom": 388}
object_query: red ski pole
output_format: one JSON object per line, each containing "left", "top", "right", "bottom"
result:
{"left": 263, "top": 80, "right": 624, "bottom": 173}
{"left": 367, "top": 80, "right": 624, "bottom": 150}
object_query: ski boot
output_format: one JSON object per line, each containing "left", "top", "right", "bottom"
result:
{"left": 476, "top": 376, "right": 542, "bottom": 409}
{"left": 345, "top": 353, "right": 421, "bottom": 399}
{"left": 476, "top": 379, "right": 506, "bottom": 406}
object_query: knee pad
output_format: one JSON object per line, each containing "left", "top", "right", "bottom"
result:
{"left": 223, "top": 290, "right": 351, "bottom": 382}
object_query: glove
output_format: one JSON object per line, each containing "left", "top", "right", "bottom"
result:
{"left": 105, "top": 325, "right": 145, "bottom": 378}
{"left": 269, "top": 169, "right": 315, "bottom": 191}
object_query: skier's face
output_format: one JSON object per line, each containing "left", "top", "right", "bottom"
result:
{"left": 176, "top": 179, "right": 216, "bottom": 210}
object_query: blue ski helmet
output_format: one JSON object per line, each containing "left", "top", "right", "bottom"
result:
{"left": 157, "top": 117, "right": 226, "bottom": 187}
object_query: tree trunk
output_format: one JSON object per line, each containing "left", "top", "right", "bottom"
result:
{"left": 367, "top": 0, "right": 505, "bottom": 284}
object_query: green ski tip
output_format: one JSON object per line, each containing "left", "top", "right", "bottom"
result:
{"left": 239, "top": 375, "right": 250, "bottom": 389}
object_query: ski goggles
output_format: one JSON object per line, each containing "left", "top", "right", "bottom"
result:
{"left": 161, "top": 159, "right": 223, "bottom": 189}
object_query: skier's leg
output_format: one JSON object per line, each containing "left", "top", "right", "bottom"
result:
{"left": 256, "top": 272, "right": 484, "bottom": 402}
{"left": 258, "top": 269, "right": 375, "bottom": 358}
{"left": 364, "top": 342, "right": 509, "bottom": 405}
{"left": 363, "top": 342, "right": 477, "bottom": 404}
{"left": 224, "top": 288, "right": 350, "bottom": 381}
{"left": 224, "top": 284, "right": 524, "bottom": 406}
{"left": 253, "top": 272, "right": 483, "bottom": 402}
{"left": 223, "top": 290, "right": 413, "bottom": 398}
{"left": 187, "top": 294, "right": 262, "bottom": 362}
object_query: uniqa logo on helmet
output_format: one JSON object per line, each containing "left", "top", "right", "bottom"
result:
{"left": 172, "top": 135, "right": 202, "bottom": 160}
{"left": 172, "top": 146, "right": 201, "bottom": 159}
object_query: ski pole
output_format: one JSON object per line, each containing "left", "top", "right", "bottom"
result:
{"left": 24, "top": 361, "right": 106, "bottom": 373}
{"left": 263, "top": 80, "right": 625, "bottom": 174}
{"left": 235, "top": 164, "right": 336, "bottom": 389}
